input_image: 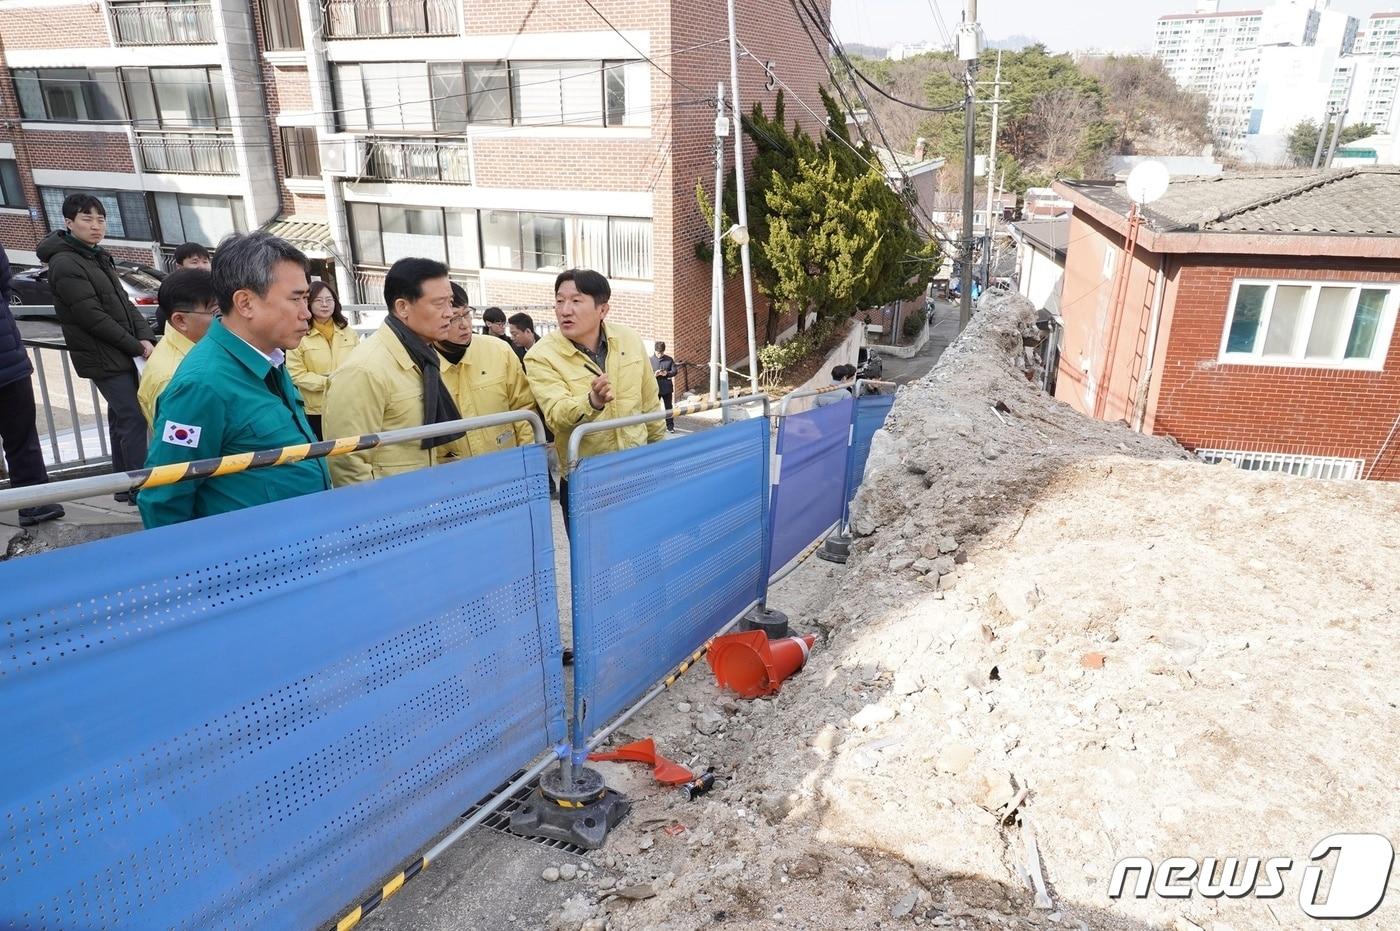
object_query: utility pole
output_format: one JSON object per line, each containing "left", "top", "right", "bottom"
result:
{"left": 1324, "top": 106, "right": 1348, "bottom": 167}
{"left": 1311, "top": 106, "right": 1333, "bottom": 168}
{"left": 981, "top": 50, "right": 1004, "bottom": 294}
{"left": 726, "top": 0, "right": 759, "bottom": 393}
{"left": 957, "top": 0, "right": 984, "bottom": 331}
{"left": 710, "top": 83, "right": 728, "bottom": 400}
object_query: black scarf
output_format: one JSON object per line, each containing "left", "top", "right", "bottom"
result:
{"left": 384, "top": 315, "right": 464, "bottom": 450}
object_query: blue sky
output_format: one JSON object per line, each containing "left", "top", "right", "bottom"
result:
{"left": 830, "top": 0, "right": 1383, "bottom": 54}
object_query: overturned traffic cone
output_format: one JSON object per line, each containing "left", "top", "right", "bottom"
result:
{"left": 707, "top": 630, "right": 816, "bottom": 698}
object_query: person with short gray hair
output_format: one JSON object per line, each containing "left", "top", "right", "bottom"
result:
{"left": 138, "top": 232, "right": 330, "bottom": 528}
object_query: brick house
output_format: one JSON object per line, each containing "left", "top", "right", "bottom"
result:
{"left": 1051, "top": 168, "right": 1400, "bottom": 481}
{"left": 0, "top": 0, "right": 834, "bottom": 381}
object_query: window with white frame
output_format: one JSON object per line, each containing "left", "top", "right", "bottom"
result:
{"left": 1220, "top": 279, "right": 1398, "bottom": 369}
{"left": 348, "top": 203, "right": 651, "bottom": 279}
{"left": 1196, "top": 448, "right": 1363, "bottom": 480}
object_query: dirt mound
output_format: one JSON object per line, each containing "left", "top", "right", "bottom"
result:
{"left": 551, "top": 292, "right": 1400, "bottom": 931}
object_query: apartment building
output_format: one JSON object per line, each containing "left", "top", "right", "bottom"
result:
{"left": 1152, "top": 0, "right": 1358, "bottom": 164}
{"left": 0, "top": 0, "right": 833, "bottom": 369}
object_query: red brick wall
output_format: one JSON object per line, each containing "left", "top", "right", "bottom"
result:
{"left": 470, "top": 139, "right": 662, "bottom": 191}
{"left": 0, "top": 3, "right": 108, "bottom": 48}
{"left": 665, "top": 0, "right": 831, "bottom": 371}
{"left": 21, "top": 131, "right": 135, "bottom": 173}
{"left": 1150, "top": 256, "right": 1400, "bottom": 481}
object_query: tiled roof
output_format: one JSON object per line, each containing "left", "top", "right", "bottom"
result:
{"left": 1060, "top": 168, "right": 1400, "bottom": 237}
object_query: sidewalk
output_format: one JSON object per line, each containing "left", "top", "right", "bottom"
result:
{"left": 0, "top": 492, "right": 141, "bottom": 556}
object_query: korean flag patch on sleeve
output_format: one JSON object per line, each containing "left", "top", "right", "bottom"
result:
{"left": 162, "top": 420, "right": 202, "bottom": 448}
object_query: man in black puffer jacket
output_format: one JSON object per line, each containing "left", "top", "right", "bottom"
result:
{"left": 38, "top": 193, "right": 154, "bottom": 499}
{"left": 0, "top": 247, "right": 64, "bottom": 526}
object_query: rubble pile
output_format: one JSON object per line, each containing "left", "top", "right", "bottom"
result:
{"left": 546, "top": 292, "right": 1400, "bottom": 931}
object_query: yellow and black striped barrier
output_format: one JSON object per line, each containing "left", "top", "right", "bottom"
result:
{"left": 134, "top": 434, "right": 372, "bottom": 492}
{"left": 335, "top": 855, "right": 428, "bottom": 931}
{"left": 0, "top": 410, "right": 546, "bottom": 514}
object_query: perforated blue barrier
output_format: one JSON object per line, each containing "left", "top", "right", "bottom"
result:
{"left": 0, "top": 446, "right": 565, "bottom": 931}
{"left": 845, "top": 392, "right": 896, "bottom": 508}
{"left": 766, "top": 396, "right": 854, "bottom": 575}
{"left": 567, "top": 418, "right": 770, "bottom": 761}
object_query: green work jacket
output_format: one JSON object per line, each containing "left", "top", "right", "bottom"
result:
{"left": 138, "top": 318, "right": 331, "bottom": 528}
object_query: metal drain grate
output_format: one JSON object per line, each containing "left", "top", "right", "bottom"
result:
{"left": 461, "top": 770, "right": 590, "bottom": 855}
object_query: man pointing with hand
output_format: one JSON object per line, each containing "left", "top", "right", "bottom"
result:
{"left": 525, "top": 268, "right": 663, "bottom": 521}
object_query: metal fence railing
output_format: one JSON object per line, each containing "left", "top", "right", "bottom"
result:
{"left": 110, "top": 0, "right": 215, "bottom": 44}
{"left": 366, "top": 137, "right": 472, "bottom": 184}
{"left": 19, "top": 334, "right": 113, "bottom": 479}
{"left": 136, "top": 131, "right": 238, "bottom": 175}
{"left": 323, "top": 0, "right": 456, "bottom": 37}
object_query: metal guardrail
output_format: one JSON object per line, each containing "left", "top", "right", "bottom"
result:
{"left": 0, "top": 409, "right": 546, "bottom": 513}
{"left": 110, "top": 0, "right": 215, "bottom": 44}
{"left": 137, "top": 131, "right": 237, "bottom": 175}
{"left": 20, "top": 335, "right": 114, "bottom": 479}
{"left": 323, "top": 0, "right": 456, "bottom": 37}
{"left": 366, "top": 138, "right": 472, "bottom": 184}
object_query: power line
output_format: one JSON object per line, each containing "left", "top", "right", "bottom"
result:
{"left": 785, "top": 0, "right": 960, "bottom": 250}
{"left": 577, "top": 0, "right": 713, "bottom": 99}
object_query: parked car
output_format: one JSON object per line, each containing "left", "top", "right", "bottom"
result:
{"left": 8, "top": 263, "right": 164, "bottom": 325}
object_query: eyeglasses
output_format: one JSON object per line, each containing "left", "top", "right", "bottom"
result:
{"left": 448, "top": 310, "right": 473, "bottom": 325}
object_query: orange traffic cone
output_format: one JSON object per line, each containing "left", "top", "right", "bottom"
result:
{"left": 588, "top": 738, "right": 694, "bottom": 785}
{"left": 707, "top": 630, "right": 816, "bottom": 698}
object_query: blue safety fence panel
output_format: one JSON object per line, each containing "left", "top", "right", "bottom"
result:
{"left": 567, "top": 417, "right": 769, "bottom": 757}
{"left": 0, "top": 446, "right": 565, "bottom": 931}
{"left": 845, "top": 392, "right": 896, "bottom": 508}
{"left": 767, "top": 396, "right": 854, "bottom": 575}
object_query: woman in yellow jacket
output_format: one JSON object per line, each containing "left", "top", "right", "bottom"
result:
{"left": 437, "top": 282, "right": 537, "bottom": 457}
{"left": 286, "top": 281, "right": 359, "bottom": 439}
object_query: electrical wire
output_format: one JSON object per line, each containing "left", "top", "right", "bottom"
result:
{"left": 577, "top": 0, "right": 713, "bottom": 99}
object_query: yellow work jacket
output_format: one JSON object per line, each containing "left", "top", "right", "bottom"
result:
{"left": 524, "top": 322, "right": 664, "bottom": 465}
{"left": 322, "top": 324, "right": 460, "bottom": 486}
{"left": 286, "top": 323, "right": 360, "bottom": 415}
{"left": 441, "top": 334, "right": 538, "bottom": 458}
{"left": 137, "top": 326, "right": 195, "bottom": 427}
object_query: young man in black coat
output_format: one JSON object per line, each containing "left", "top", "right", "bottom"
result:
{"left": 37, "top": 193, "right": 155, "bottom": 500}
{"left": 0, "top": 247, "right": 64, "bottom": 526}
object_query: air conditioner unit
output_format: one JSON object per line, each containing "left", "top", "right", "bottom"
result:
{"left": 318, "top": 135, "right": 365, "bottom": 177}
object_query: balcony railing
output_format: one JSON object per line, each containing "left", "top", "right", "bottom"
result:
{"left": 365, "top": 137, "right": 472, "bottom": 184}
{"left": 110, "top": 1, "right": 214, "bottom": 45}
{"left": 323, "top": 0, "right": 456, "bottom": 37}
{"left": 137, "top": 131, "right": 238, "bottom": 175}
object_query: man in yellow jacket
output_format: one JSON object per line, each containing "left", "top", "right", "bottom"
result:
{"left": 438, "top": 282, "right": 536, "bottom": 457}
{"left": 138, "top": 268, "right": 216, "bottom": 426}
{"left": 525, "top": 268, "right": 664, "bottom": 517}
{"left": 322, "top": 257, "right": 461, "bottom": 486}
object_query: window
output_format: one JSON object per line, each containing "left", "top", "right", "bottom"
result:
{"left": 13, "top": 69, "right": 124, "bottom": 122}
{"left": 39, "top": 187, "right": 154, "bottom": 240}
{"left": 348, "top": 203, "right": 480, "bottom": 271}
{"left": 260, "top": 0, "right": 304, "bottom": 50}
{"left": 511, "top": 61, "right": 602, "bottom": 126}
{"left": 1221, "top": 279, "right": 1398, "bottom": 368}
{"left": 333, "top": 59, "right": 646, "bottom": 130}
{"left": 608, "top": 217, "right": 652, "bottom": 279}
{"left": 521, "top": 213, "right": 567, "bottom": 271}
{"left": 123, "top": 67, "right": 228, "bottom": 129}
{"left": 333, "top": 63, "right": 432, "bottom": 132}
{"left": 480, "top": 209, "right": 522, "bottom": 269}
{"left": 152, "top": 192, "right": 245, "bottom": 244}
{"left": 467, "top": 62, "right": 511, "bottom": 124}
{"left": 280, "top": 126, "right": 321, "bottom": 177}
{"left": 0, "top": 160, "right": 23, "bottom": 208}
{"left": 1196, "top": 449, "right": 1363, "bottom": 481}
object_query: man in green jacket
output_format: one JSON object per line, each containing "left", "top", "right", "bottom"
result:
{"left": 39, "top": 193, "right": 154, "bottom": 499}
{"left": 139, "top": 232, "right": 330, "bottom": 529}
